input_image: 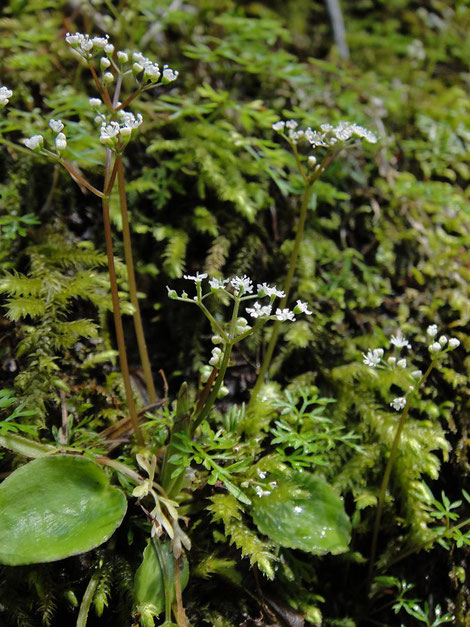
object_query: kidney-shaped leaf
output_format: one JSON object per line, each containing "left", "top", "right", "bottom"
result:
{"left": 251, "top": 471, "right": 351, "bottom": 555}
{"left": 0, "top": 455, "right": 127, "bottom": 565}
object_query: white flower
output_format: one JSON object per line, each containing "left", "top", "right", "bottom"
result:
{"left": 0, "top": 86, "right": 13, "bottom": 106}
{"left": 438, "top": 335, "right": 447, "bottom": 346}
{"left": 89, "top": 98, "right": 101, "bottom": 107}
{"left": 275, "top": 308, "right": 295, "bottom": 322}
{"left": 230, "top": 276, "right": 253, "bottom": 294}
{"left": 209, "top": 347, "right": 222, "bottom": 367}
{"left": 390, "top": 397, "right": 407, "bottom": 411}
{"left": 209, "top": 278, "right": 228, "bottom": 289}
{"left": 257, "top": 283, "right": 285, "bottom": 298}
{"left": 294, "top": 300, "right": 312, "bottom": 315}
{"left": 246, "top": 302, "right": 272, "bottom": 319}
{"left": 427, "top": 324, "right": 438, "bottom": 337}
{"left": 65, "top": 32, "right": 84, "bottom": 46}
{"left": 390, "top": 331, "right": 411, "bottom": 349}
{"left": 285, "top": 120, "right": 298, "bottom": 129}
{"left": 24, "top": 135, "right": 44, "bottom": 150}
{"left": 162, "top": 65, "right": 178, "bottom": 82}
{"left": 100, "top": 57, "right": 111, "bottom": 69}
{"left": 103, "top": 71, "right": 114, "bottom": 84}
{"left": 362, "top": 348, "right": 383, "bottom": 368}
{"left": 133, "top": 52, "right": 146, "bottom": 63}
{"left": 99, "top": 121, "right": 120, "bottom": 144}
{"left": 91, "top": 36, "right": 109, "bottom": 48}
{"left": 255, "top": 486, "right": 269, "bottom": 498}
{"left": 429, "top": 342, "right": 441, "bottom": 354}
{"left": 449, "top": 338, "right": 460, "bottom": 349}
{"left": 48, "top": 119, "right": 64, "bottom": 133}
{"left": 397, "top": 358, "right": 407, "bottom": 369}
{"left": 183, "top": 272, "right": 207, "bottom": 283}
{"left": 133, "top": 62, "right": 144, "bottom": 74}
{"left": 308, "top": 155, "right": 317, "bottom": 167}
{"left": 117, "top": 51, "right": 129, "bottom": 63}
{"left": 411, "top": 369, "right": 422, "bottom": 378}
{"left": 388, "top": 356, "right": 397, "bottom": 366}
{"left": 104, "top": 43, "right": 114, "bottom": 55}
{"left": 144, "top": 64, "right": 161, "bottom": 82}
{"left": 55, "top": 132, "right": 67, "bottom": 151}
{"left": 272, "top": 121, "right": 285, "bottom": 132}
{"left": 119, "top": 111, "right": 143, "bottom": 129}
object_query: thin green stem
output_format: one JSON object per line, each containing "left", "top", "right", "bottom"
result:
{"left": 116, "top": 157, "right": 157, "bottom": 404}
{"left": 249, "top": 181, "right": 314, "bottom": 404}
{"left": 191, "top": 298, "right": 240, "bottom": 434}
{"left": 102, "top": 192, "right": 144, "bottom": 444}
{"left": 367, "top": 360, "right": 436, "bottom": 585}
{"left": 76, "top": 573, "right": 99, "bottom": 627}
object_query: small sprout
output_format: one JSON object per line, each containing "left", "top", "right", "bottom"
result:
{"left": 166, "top": 287, "right": 177, "bottom": 299}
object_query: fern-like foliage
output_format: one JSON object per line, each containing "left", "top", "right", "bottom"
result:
{"left": 0, "top": 229, "right": 126, "bottom": 422}
{"left": 207, "top": 493, "right": 277, "bottom": 579}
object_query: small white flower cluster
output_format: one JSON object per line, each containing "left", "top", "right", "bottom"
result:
{"left": 168, "top": 274, "right": 312, "bottom": 325}
{"left": 99, "top": 111, "right": 143, "bottom": 147}
{"left": 0, "top": 86, "right": 12, "bottom": 108}
{"left": 24, "top": 118, "right": 68, "bottom": 154}
{"left": 65, "top": 32, "right": 178, "bottom": 88}
{"left": 426, "top": 324, "right": 460, "bottom": 354}
{"left": 272, "top": 119, "right": 377, "bottom": 147}
{"left": 65, "top": 32, "right": 114, "bottom": 60}
{"left": 362, "top": 325, "right": 461, "bottom": 413}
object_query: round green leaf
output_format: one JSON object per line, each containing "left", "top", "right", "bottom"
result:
{"left": 0, "top": 455, "right": 127, "bottom": 565}
{"left": 251, "top": 472, "right": 351, "bottom": 555}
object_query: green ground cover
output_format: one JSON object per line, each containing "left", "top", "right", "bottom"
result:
{"left": 0, "top": 0, "right": 469, "bottom": 625}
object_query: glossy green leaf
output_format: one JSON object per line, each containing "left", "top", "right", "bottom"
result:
{"left": 134, "top": 539, "right": 189, "bottom": 618}
{"left": 251, "top": 471, "right": 351, "bottom": 555}
{"left": 0, "top": 455, "right": 127, "bottom": 565}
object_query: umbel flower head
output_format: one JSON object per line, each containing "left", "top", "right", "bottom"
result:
{"left": 272, "top": 119, "right": 378, "bottom": 147}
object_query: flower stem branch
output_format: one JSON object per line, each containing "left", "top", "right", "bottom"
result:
{"left": 116, "top": 157, "right": 157, "bottom": 404}
{"left": 249, "top": 180, "right": 314, "bottom": 403}
{"left": 367, "top": 359, "right": 436, "bottom": 586}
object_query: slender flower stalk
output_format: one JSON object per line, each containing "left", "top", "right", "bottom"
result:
{"left": 367, "top": 360, "right": 435, "bottom": 585}
{"left": 116, "top": 157, "right": 157, "bottom": 404}
{"left": 248, "top": 119, "right": 376, "bottom": 407}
